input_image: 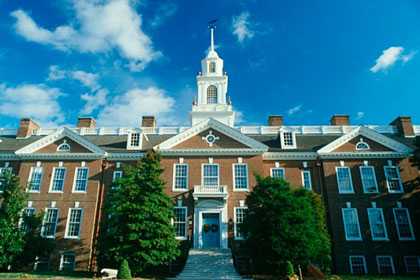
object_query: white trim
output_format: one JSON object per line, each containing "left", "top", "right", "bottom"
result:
{"left": 318, "top": 151, "right": 411, "bottom": 159}
{"left": 41, "top": 207, "right": 59, "bottom": 238}
{"left": 57, "top": 141, "right": 71, "bottom": 152}
{"left": 107, "top": 153, "right": 146, "bottom": 160}
{"left": 393, "top": 208, "right": 415, "bottom": 241}
{"left": 173, "top": 206, "right": 188, "bottom": 240}
{"left": 48, "top": 167, "right": 66, "bottom": 193}
{"left": 279, "top": 129, "right": 297, "bottom": 149}
{"left": 202, "top": 163, "right": 220, "bottom": 186}
{"left": 384, "top": 166, "right": 404, "bottom": 193}
{"left": 342, "top": 208, "right": 362, "bottom": 241}
{"left": 64, "top": 208, "right": 83, "bottom": 239}
{"left": 360, "top": 166, "right": 378, "bottom": 193}
{"left": 126, "top": 130, "right": 142, "bottom": 150}
{"left": 404, "top": 256, "right": 420, "bottom": 275}
{"left": 270, "top": 167, "right": 285, "bottom": 179}
{"left": 355, "top": 138, "right": 370, "bottom": 151}
{"left": 173, "top": 163, "right": 189, "bottom": 191}
{"left": 301, "top": 170, "right": 312, "bottom": 190}
{"left": 367, "top": 208, "right": 389, "bottom": 241}
{"left": 60, "top": 253, "right": 76, "bottom": 271}
{"left": 376, "top": 255, "right": 395, "bottom": 274}
{"left": 159, "top": 149, "right": 266, "bottom": 156}
{"left": 234, "top": 206, "right": 247, "bottom": 240}
{"left": 233, "top": 163, "right": 249, "bottom": 191}
{"left": 34, "top": 255, "right": 50, "bottom": 271}
{"left": 27, "top": 166, "right": 44, "bottom": 193}
{"left": 349, "top": 255, "right": 367, "bottom": 274}
{"left": 336, "top": 166, "right": 354, "bottom": 194}
{"left": 263, "top": 152, "right": 317, "bottom": 160}
{"left": 72, "top": 167, "right": 89, "bottom": 193}
{"left": 113, "top": 171, "right": 122, "bottom": 180}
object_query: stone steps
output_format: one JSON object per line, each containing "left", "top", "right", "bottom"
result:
{"left": 168, "top": 248, "right": 250, "bottom": 280}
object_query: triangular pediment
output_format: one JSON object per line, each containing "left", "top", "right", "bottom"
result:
{"left": 15, "top": 127, "right": 106, "bottom": 156}
{"left": 154, "top": 118, "right": 268, "bottom": 154}
{"left": 318, "top": 126, "right": 413, "bottom": 154}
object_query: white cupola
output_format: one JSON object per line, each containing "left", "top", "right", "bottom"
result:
{"left": 189, "top": 27, "right": 235, "bottom": 127}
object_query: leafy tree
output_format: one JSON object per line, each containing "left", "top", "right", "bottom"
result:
{"left": 118, "top": 259, "right": 132, "bottom": 280}
{"left": 285, "top": 260, "right": 294, "bottom": 276}
{"left": 243, "top": 174, "right": 331, "bottom": 276}
{"left": 98, "top": 150, "right": 180, "bottom": 274}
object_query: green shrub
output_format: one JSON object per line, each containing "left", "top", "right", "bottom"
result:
{"left": 285, "top": 260, "right": 294, "bottom": 276}
{"left": 118, "top": 259, "right": 132, "bottom": 280}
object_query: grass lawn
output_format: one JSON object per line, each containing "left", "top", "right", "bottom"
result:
{"left": 328, "top": 275, "right": 420, "bottom": 280}
{"left": 0, "top": 271, "right": 93, "bottom": 279}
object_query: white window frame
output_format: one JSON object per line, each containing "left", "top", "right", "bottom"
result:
{"left": 342, "top": 208, "right": 362, "bottom": 241}
{"left": 57, "top": 142, "right": 70, "bottom": 152}
{"left": 49, "top": 167, "right": 66, "bottom": 193}
{"left": 60, "top": 253, "right": 76, "bottom": 271}
{"left": 65, "top": 208, "right": 83, "bottom": 239}
{"left": 202, "top": 163, "right": 220, "bottom": 186}
{"left": 41, "top": 207, "right": 59, "bottom": 238}
{"left": 173, "top": 206, "right": 187, "bottom": 240}
{"left": 301, "top": 170, "right": 312, "bottom": 190}
{"left": 404, "top": 256, "right": 420, "bottom": 275}
{"left": 349, "top": 255, "right": 367, "bottom": 274}
{"left": 384, "top": 166, "right": 404, "bottom": 193}
{"left": 355, "top": 138, "right": 370, "bottom": 151}
{"left": 34, "top": 255, "right": 50, "bottom": 271}
{"left": 28, "top": 166, "right": 44, "bottom": 193}
{"left": 376, "top": 255, "right": 395, "bottom": 274}
{"left": 72, "top": 167, "right": 89, "bottom": 193}
{"left": 270, "top": 167, "right": 285, "bottom": 179}
{"left": 127, "top": 130, "right": 142, "bottom": 150}
{"left": 0, "top": 167, "right": 13, "bottom": 192}
{"left": 336, "top": 166, "right": 354, "bottom": 194}
{"left": 360, "top": 166, "right": 378, "bottom": 193}
{"left": 393, "top": 208, "right": 415, "bottom": 241}
{"left": 19, "top": 207, "right": 36, "bottom": 232}
{"left": 234, "top": 207, "right": 247, "bottom": 240}
{"left": 233, "top": 163, "right": 249, "bottom": 191}
{"left": 367, "top": 208, "right": 388, "bottom": 241}
{"left": 113, "top": 171, "right": 122, "bottom": 181}
{"left": 280, "top": 131, "right": 297, "bottom": 149}
{"left": 173, "top": 164, "right": 188, "bottom": 191}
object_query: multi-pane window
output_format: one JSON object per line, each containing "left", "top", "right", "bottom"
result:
{"left": 173, "top": 207, "right": 187, "bottom": 239}
{"left": 50, "top": 167, "right": 66, "bottom": 192}
{"left": 367, "top": 208, "right": 388, "bottom": 240}
{"left": 203, "top": 164, "right": 219, "bottom": 185}
{"left": 270, "top": 168, "right": 285, "bottom": 179}
{"left": 174, "top": 164, "right": 188, "bottom": 190}
{"left": 19, "top": 207, "right": 36, "bottom": 232}
{"left": 349, "top": 256, "right": 367, "bottom": 274}
{"left": 336, "top": 167, "right": 354, "bottom": 193}
{"left": 235, "top": 207, "right": 247, "bottom": 240}
{"left": 65, "top": 208, "right": 83, "bottom": 238}
{"left": 207, "top": 86, "right": 217, "bottom": 104}
{"left": 130, "top": 133, "right": 140, "bottom": 147}
{"left": 34, "top": 255, "right": 50, "bottom": 271}
{"left": 41, "top": 208, "right": 59, "bottom": 238}
{"left": 60, "top": 254, "right": 76, "bottom": 271}
{"left": 342, "top": 208, "right": 362, "bottom": 240}
{"left": 73, "top": 167, "right": 88, "bottom": 192}
{"left": 360, "top": 166, "right": 378, "bottom": 193}
{"left": 393, "top": 208, "right": 415, "bottom": 240}
{"left": 0, "top": 167, "right": 12, "bottom": 192}
{"left": 301, "top": 171, "right": 312, "bottom": 190}
{"left": 233, "top": 164, "right": 248, "bottom": 190}
{"left": 404, "top": 256, "right": 420, "bottom": 275}
{"left": 28, "top": 167, "right": 43, "bottom": 192}
{"left": 377, "top": 256, "right": 395, "bottom": 274}
{"left": 209, "top": 62, "right": 216, "bottom": 73}
{"left": 112, "top": 171, "right": 123, "bottom": 189}
{"left": 384, "top": 166, "right": 403, "bottom": 193}
{"left": 283, "top": 132, "right": 294, "bottom": 146}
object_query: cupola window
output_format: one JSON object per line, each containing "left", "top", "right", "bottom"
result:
{"left": 209, "top": 62, "right": 216, "bottom": 73}
{"left": 57, "top": 140, "right": 70, "bottom": 152}
{"left": 356, "top": 138, "right": 370, "bottom": 150}
{"left": 207, "top": 85, "right": 218, "bottom": 104}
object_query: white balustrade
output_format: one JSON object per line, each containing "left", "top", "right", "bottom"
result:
{"left": 261, "top": 126, "right": 280, "bottom": 134}
{"left": 194, "top": 185, "right": 227, "bottom": 194}
{"left": 0, "top": 128, "right": 18, "bottom": 135}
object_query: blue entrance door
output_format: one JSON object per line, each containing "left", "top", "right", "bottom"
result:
{"left": 202, "top": 213, "right": 220, "bottom": 248}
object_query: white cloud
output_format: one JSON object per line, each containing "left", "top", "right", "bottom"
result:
{"left": 80, "top": 88, "right": 109, "bottom": 115}
{"left": 0, "top": 83, "right": 64, "bottom": 125}
{"left": 232, "top": 11, "right": 255, "bottom": 43}
{"left": 150, "top": 2, "right": 177, "bottom": 27}
{"left": 96, "top": 87, "right": 175, "bottom": 126}
{"left": 11, "top": 0, "right": 161, "bottom": 72}
{"left": 355, "top": 111, "right": 364, "bottom": 120}
{"left": 287, "top": 105, "right": 302, "bottom": 115}
{"left": 48, "top": 65, "right": 100, "bottom": 91}
{"left": 370, "top": 46, "right": 416, "bottom": 73}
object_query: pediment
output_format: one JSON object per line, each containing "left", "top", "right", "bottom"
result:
{"left": 318, "top": 126, "right": 413, "bottom": 154}
{"left": 34, "top": 137, "right": 92, "bottom": 153}
{"left": 154, "top": 118, "right": 268, "bottom": 153}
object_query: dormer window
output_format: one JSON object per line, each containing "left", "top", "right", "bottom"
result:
{"left": 127, "top": 130, "right": 142, "bottom": 150}
{"left": 356, "top": 138, "right": 370, "bottom": 151}
{"left": 209, "top": 62, "right": 216, "bottom": 73}
{"left": 57, "top": 140, "right": 70, "bottom": 152}
{"left": 207, "top": 86, "right": 218, "bottom": 104}
{"left": 280, "top": 129, "right": 297, "bottom": 149}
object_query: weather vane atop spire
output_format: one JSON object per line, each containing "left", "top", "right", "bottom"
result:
{"left": 208, "top": 19, "right": 218, "bottom": 51}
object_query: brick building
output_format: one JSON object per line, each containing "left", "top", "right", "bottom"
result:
{"left": 0, "top": 28, "right": 419, "bottom": 275}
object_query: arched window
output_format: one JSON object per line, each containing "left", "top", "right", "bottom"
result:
{"left": 356, "top": 138, "right": 370, "bottom": 150}
{"left": 209, "top": 62, "right": 216, "bottom": 73}
{"left": 57, "top": 140, "right": 70, "bottom": 152}
{"left": 207, "top": 86, "right": 217, "bottom": 104}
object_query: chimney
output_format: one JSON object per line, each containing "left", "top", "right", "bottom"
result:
{"left": 17, "top": 118, "right": 40, "bottom": 138}
{"left": 390, "top": 116, "right": 415, "bottom": 137}
{"left": 330, "top": 114, "right": 350, "bottom": 126}
{"left": 268, "top": 115, "right": 283, "bottom": 126}
{"left": 77, "top": 117, "right": 96, "bottom": 128}
{"left": 142, "top": 116, "right": 156, "bottom": 127}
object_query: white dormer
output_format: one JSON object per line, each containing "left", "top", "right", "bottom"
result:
{"left": 127, "top": 129, "right": 142, "bottom": 150}
{"left": 280, "top": 127, "right": 297, "bottom": 149}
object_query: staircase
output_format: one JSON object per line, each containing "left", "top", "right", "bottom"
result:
{"left": 168, "top": 248, "right": 249, "bottom": 280}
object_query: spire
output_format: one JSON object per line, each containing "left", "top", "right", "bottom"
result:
{"left": 210, "top": 27, "right": 214, "bottom": 51}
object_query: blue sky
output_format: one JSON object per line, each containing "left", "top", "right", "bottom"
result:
{"left": 0, "top": 0, "right": 419, "bottom": 128}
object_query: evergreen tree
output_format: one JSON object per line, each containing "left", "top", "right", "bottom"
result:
{"left": 98, "top": 150, "right": 180, "bottom": 274}
{"left": 118, "top": 259, "right": 132, "bottom": 280}
{"left": 243, "top": 174, "right": 331, "bottom": 276}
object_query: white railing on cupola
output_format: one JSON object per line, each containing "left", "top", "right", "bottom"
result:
{"left": 413, "top": 125, "right": 420, "bottom": 135}
{"left": 0, "top": 128, "right": 18, "bottom": 136}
